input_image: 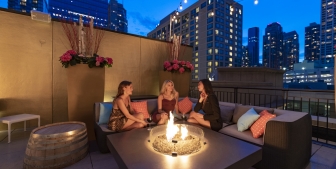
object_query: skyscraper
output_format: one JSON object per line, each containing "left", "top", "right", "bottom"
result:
{"left": 262, "top": 22, "right": 283, "bottom": 69}
{"left": 242, "top": 45, "right": 249, "bottom": 67}
{"left": 148, "top": 0, "right": 243, "bottom": 80}
{"left": 247, "top": 27, "right": 259, "bottom": 67}
{"left": 305, "top": 22, "right": 320, "bottom": 61}
{"left": 8, "top": 0, "right": 44, "bottom": 13}
{"left": 108, "top": 0, "right": 128, "bottom": 33}
{"left": 283, "top": 31, "right": 299, "bottom": 70}
{"left": 320, "top": 0, "right": 335, "bottom": 64}
{"left": 49, "top": 0, "right": 108, "bottom": 28}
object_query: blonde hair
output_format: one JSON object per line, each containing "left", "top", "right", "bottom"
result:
{"left": 160, "top": 80, "right": 177, "bottom": 97}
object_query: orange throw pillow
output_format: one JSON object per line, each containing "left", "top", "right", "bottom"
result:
{"left": 178, "top": 97, "right": 193, "bottom": 114}
{"left": 250, "top": 110, "right": 276, "bottom": 138}
{"left": 130, "top": 101, "right": 150, "bottom": 118}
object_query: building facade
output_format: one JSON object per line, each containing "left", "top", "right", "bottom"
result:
{"left": 320, "top": 0, "right": 336, "bottom": 64}
{"left": 283, "top": 60, "right": 334, "bottom": 85}
{"left": 241, "top": 45, "right": 249, "bottom": 67}
{"left": 247, "top": 27, "right": 259, "bottom": 67}
{"left": 283, "top": 31, "right": 299, "bottom": 71}
{"left": 262, "top": 22, "right": 283, "bottom": 69}
{"left": 8, "top": 0, "right": 44, "bottom": 13}
{"left": 108, "top": 0, "right": 127, "bottom": 33}
{"left": 49, "top": 0, "right": 108, "bottom": 28}
{"left": 305, "top": 22, "right": 320, "bottom": 61}
{"left": 147, "top": 0, "right": 243, "bottom": 80}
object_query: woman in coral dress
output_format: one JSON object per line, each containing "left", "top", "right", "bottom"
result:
{"left": 152, "top": 80, "right": 180, "bottom": 125}
{"left": 108, "top": 81, "right": 147, "bottom": 132}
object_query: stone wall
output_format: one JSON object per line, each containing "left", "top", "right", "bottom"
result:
{"left": 0, "top": 10, "right": 192, "bottom": 130}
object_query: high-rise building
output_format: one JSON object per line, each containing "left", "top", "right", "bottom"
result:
{"left": 320, "top": 0, "right": 336, "bottom": 64}
{"left": 242, "top": 45, "right": 249, "bottom": 67}
{"left": 283, "top": 31, "right": 299, "bottom": 70}
{"left": 262, "top": 22, "right": 283, "bottom": 69}
{"left": 305, "top": 22, "right": 320, "bottom": 61}
{"left": 147, "top": 0, "right": 243, "bottom": 80}
{"left": 8, "top": 0, "right": 44, "bottom": 13}
{"left": 108, "top": 0, "right": 127, "bottom": 33}
{"left": 247, "top": 27, "right": 259, "bottom": 67}
{"left": 49, "top": 0, "right": 108, "bottom": 28}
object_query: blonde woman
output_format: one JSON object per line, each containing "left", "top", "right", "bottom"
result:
{"left": 108, "top": 81, "right": 147, "bottom": 132}
{"left": 152, "top": 80, "right": 180, "bottom": 125}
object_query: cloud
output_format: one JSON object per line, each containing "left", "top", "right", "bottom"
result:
{"left": 128, "top": 12, "right": 158, "bottom": 31}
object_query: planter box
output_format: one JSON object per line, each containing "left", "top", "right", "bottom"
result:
{"left": 159, "top": 71, "right": 191, "bottom": 97}
{"left": 67, "top": 64, "right": 105, "bottom": 140}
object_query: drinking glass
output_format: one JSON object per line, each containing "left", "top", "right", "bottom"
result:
{"left": 147, "top": 116, "right": 152, "bottom": 130}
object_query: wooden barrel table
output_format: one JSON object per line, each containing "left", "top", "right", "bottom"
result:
{"left": 23, "top": 121, "right": 88, "bottom": 169}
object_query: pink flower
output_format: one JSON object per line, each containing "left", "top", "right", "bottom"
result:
{"left": 167, "top": 66, "right": 173, "bottom": 71}
{"left": 163, "top": 61, "right": 171, "bottom": 68}
{"left": 60, "top": 53, "right": 72, "bottom": 62}
{"left": 186, "top": 61, "right": 191, "bottom": 65}
{"left": 96, "top": 61, "right": 100, "bottom": 66}
{"left": 66, "top": 50, "right": 77, "bottom": 55}
{"left": 96, "top": 56, "right": 104, "bottom": 63}
{"left": 173, "top": 59, "right": 179, "bottom": 64}
{"left": 186, "top": 63, "right": 192, "bottom": 68}
{"left": 106, "top": 57, "right": 113, "bottom": 64}
{"left": 180, "top": 61, "right": 186, "bottom": 65}
{"left": 172, "top": 63, "right": 179, "bottom": 70}
{"left": 190, "top": 65, "right": 194, "bottom": 71}
{"left": 179, "top": 67, "right": 185, "bottom": 73}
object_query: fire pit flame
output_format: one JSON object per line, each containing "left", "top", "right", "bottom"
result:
{"left": 166, "top": 111, "right": 180, "bottom": 142}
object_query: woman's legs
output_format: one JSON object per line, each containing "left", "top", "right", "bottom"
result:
{"left": 122, "top": 113, "right": 145, "bottom": 131}
{"left": 156, "top": 113, "right": 168, "bottom": 125}
{"left": 187, "top": 111, "right": 211, "bottom": 128}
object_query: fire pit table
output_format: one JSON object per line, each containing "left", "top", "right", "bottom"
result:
{"left": 106, "top": 122, "right": 262, "bottom": 169}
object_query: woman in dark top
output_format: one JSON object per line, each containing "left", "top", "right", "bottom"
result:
{"left": 187, "top": 79, "right": 223, "bottom": 131}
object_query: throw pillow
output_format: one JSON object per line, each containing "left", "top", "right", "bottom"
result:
{"left": 219, "top": 105, "right": 235, "bottom": 123}
{"left": 130, "top": 101, "right": 150, "bottom": 118}
{"left": 98, "top": 103, "right": 113, "bottom": 125}
{"left": 237, "top": 108, "right": 260, "bottom": 132}
{"left": 232, "top": 105, "right": 274, "bottom": 123}
{"left": 178, "top": 97, "right": 193, "bottom": 114}
{"left": 250, "top": 110, "right": 276, "bottom": 138}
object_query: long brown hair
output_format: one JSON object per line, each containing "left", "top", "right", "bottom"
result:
{"left": 199, "top": 79, "right": 214, "bottom": 95}
{"left": 113, "top": 81, "right": 132, "bottom": 105}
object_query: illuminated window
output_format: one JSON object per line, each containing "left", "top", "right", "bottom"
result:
{"left": 215, "top": 61, "right": 218, "bottom": 66}
{"left": 207, "top": 61, "right": 212, "bottom": 66}
{"left": 215, "top": 30, "right": 219, "bottom": 35}
{"left": 208, "top": 49, "right": 213, "bottom": 54}
{"left": 229, "top": 52, "right": 232, "bottom": 56}
{"left": 230, "top": 46, "right": 233, "bottom": 50}
{"left": 207, "top": 68, "right": 212, "bottom": 73}
{"left": 229, "top": 58, "right": 233, "bottom": 62}
{"left": 195, "top": 52, "right": 198, "bottom": 56}
{"left": 195, "top": 64, "right": 199, "bottom": 68}
{"left": 215, "top": 49, "right": 218, "bottom": 54}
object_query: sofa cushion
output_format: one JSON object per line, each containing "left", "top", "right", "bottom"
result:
{"left": 98, "top": 103, "right": 113, "bottom": 125}
{"left": 130, "top": 101, "right": 150, "bottom": 118}
{"left": 250, "top": 110, "right": 276, "bottom": 138}
{"left": 219, "top": 105, "right": 235, "bottom": 123}
{"left": 219, "top": 124, "right": 263, "bottom": 146}
{"left": 178, "top": 97, "right": 193, "bottom": 114}
{"left": 232, "top": 105, "right": 274, "bottom": 123}
{"left": 219, "top": 102, "right": 236, "bottom": 107}
{"left": 97, "top": 123, "right": 116, "bottom": 133}
{"left": 146, "top": 99, "right": 158, "bottom": 115}
{"left": 237, "top": 108, "right": 260, "bottom": 132}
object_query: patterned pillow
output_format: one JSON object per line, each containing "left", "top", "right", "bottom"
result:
{"left": 178, "top": 97, "right": 193, "bottom": 114}
{"left": 130, "top": 101, "right": 150, "bottom": 118}
{"left": 250, "top": 110, "right": 276, "bottom": 138}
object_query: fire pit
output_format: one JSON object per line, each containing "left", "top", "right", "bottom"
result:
{"left": 149, "top": 112, "right": 204, "bottom": 156}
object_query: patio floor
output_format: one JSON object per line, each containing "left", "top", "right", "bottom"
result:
{"left": 1, "top": 127, "right": 336, "bottom": 169}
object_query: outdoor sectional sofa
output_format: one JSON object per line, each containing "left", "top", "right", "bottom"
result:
{"left": 94, "top": 97, "right": 312, "bottom": 169}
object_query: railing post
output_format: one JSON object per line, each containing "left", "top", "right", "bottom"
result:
{"left": 234, "top": 88, "right": 238, "bottom": 103}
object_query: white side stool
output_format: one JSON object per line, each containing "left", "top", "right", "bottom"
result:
{"left": 0, "top": 114, "right": 40, "bottom": 143}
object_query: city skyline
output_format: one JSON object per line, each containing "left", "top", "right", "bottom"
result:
{"left": 0, "top": 0, "right": 320, "bottom": 62}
